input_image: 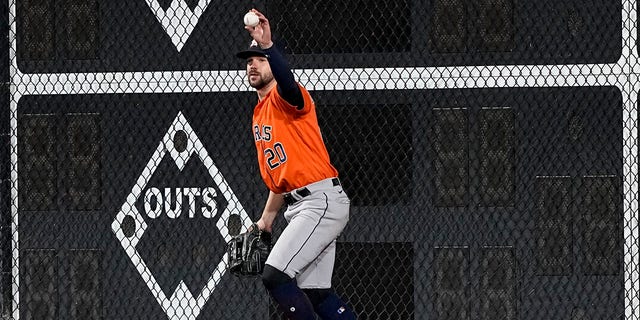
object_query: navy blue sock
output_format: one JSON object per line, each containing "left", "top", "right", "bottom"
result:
{"left": 268, "top": 280, "right": 316, "bottom": 320}
{"left": 314, "top": 292, "right": 356, "bottom": 320}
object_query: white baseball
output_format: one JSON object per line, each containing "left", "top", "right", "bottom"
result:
{"left": 244, "top": 11, "right": 259, "bottom": 27}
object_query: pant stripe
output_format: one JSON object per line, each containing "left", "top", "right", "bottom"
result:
{"left": 283, "top": 193, "right": 329, "bottom": 273}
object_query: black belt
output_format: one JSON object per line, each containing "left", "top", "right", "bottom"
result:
{"left": 283, "top": 178, "right": 341, "bottom": 205}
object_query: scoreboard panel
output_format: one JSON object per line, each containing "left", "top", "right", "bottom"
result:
{"left": 13, "top": 86, "right": 624, "bottom": 318}
{"left": 15, "top": 0, "right": 621, "bottom": 73}
{"left": 11, "top": 89, "right": 628, "bottom": 320}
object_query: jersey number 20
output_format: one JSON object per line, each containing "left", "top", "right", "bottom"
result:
{"left": 265, "top": 142, "right": 287, "bottom": 169}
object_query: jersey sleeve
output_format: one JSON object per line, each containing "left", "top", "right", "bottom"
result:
{"left": 272, "top": 84, "right": 315, "bottom": 116}
{"left": 263, "top": 45, "right": 304, "bottom": 108}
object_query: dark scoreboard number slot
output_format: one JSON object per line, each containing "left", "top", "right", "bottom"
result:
{"left": 534, "top": 176, "right": 573, "bottom": 276}
{"left": 480, "top": 247, "right": 516, "bottom": 320}
{"left": 432, "top": 247, "right": 517, "bottom": 319}
{"left": 432, "top": 108, "right": 470, "bottom": 207}
{"left": 19, "top": 114, "right": 57, "bottom": 211}
{"left": 20, "top": 249, "right": 103, "bottom": 320}
{"left": 478, "top": 108, "right": 515, "bottom": 207}
{"left": 534, "top": 175, "right": 621, "bottom": 277}
{"left": 434, "top": 247, "right": 470, "bottom": 319}
{"left": 69, "top": 249, "right": 103, "bottom": 319}
{"left": 63, "top": 0, "right": 99, "bottom": 60}
{"left": 22, "top": 249, "right": 57, "bottom": 320}
{"left": 18, "top": 0, "right": 55, "bottom": 61}
{"left": 17, "top": 0, "right": 98, "bottom": 62}
{"left": 431, "top": 107, "right": 515, "bottom": 208}
{"left": 65, "top": 115, "right": 102, "bottom": 211}
{"left": 430, "top": 0, "right": 515, "bottom": 53}
{"left": 18, "top": 113, "right": 102, "bottom": 212}
{"left": 581, "top": 176, "right": 620, "bottom": 276}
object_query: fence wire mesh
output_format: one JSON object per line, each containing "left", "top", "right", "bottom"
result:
{"left": 1, "top": 0, "right": 638, "bottom": 319}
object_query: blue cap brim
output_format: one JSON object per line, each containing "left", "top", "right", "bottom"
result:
{"left": 236, "top": 46, "right": 267, "bottom": 59}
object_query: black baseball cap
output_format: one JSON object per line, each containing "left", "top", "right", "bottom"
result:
{"left": 236, "top": 40, "right": 267, "bottom": 59}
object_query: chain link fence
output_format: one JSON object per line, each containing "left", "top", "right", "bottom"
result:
{"left": 1, "top": 0, "right": 638, "bottom": 319}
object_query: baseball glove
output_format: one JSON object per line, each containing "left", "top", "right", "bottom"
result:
{"left": 227, "top": 224, "right": 272, "bottom": 276}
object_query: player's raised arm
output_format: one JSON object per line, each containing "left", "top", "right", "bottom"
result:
{"left": 245, "top": 9, "right": 303, "bottom": 109}
{"left": 263, "top": 45, "right": 304, "bottom": 109}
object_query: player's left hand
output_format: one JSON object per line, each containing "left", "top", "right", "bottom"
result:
{"left": 245, "top": 9, "right": 273, "bottom": 49}
{"left": 227, "top": 223, "right": 272, "bottom": 276}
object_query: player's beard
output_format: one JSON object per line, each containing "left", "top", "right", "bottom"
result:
{"left": 249, "top": 71, "right": 275, "bottom": 90}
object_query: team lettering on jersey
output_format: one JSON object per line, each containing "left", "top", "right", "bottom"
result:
{"left": 254, "top": 124, "right": 288, "bottom": 169}
{"left": 254, "top": 124, "right": 272, "bottom": 141}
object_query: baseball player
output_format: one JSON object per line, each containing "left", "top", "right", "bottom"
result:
{"left": 236, "top": 9, "right": 356, "bottom": 320}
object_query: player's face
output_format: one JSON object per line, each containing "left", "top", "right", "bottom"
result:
{"left": 246, "top": 56, "right": 274, "bottom": 90}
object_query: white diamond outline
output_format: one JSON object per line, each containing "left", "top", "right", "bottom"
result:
{"left": 111, "top": 111, "right": 253, "bottom": 320}
{"left": 165, "top": 113, "right": 196, "bottom": 171}
{"left": 144, "top": 0, "right": 213, "bottom": 52}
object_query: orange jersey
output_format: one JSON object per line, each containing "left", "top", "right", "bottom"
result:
{"left": 252, "top": 84, "right": 338, "bottom": 193}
